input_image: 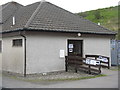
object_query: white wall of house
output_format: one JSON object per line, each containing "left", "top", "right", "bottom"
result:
{"left": 2, "top": 36, "right": 24, "bottom": 74}
{"left": 26, "top": 32, "right": 67, "bottom": 74}
{"left": 26, "top": 32, "right": 111, "bottom": 74}
{"left": 1, "top": 32, "right": 112, "bottom": 74}
{"left": 83, "top": 37, "right": 111, "bottom": 65}
{"left": 0, "top": 38, "right": 2, "bottom": 71}
{"left": 84, "top": 37, "right": 111, "bottom": 57}
{"left": 0, "top": 52, "right": 2, "bottom": 71}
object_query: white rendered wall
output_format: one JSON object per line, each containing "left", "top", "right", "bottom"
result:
{"left": 0, "top": 38, "right": 2, "bottom": 71}
{"left": 26, "top": 32, "right": 111, "bottom": 74}
{"left": 2, "top": 36, "right": 24, "bottom": 74}
{"left": 83, "top": 37, "right": 111, "bottom": 65}
{"left": 83, "top": 37, "right": 111, "bottom": 66}
{"left": 84, "top": 37, "right": 111, "bottom": 57}
{"left": 26, "top": 32, "right": 67, "bottom": 74}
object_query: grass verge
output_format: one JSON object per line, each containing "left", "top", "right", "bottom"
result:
{"left": 24, "top": 74, "right": 107, "bottom": 82}
{"left": 3, "top": 73, "right": 107, "bottom": 82}
{"left": 110, "top": 66, "right": 119, "bottom": 71}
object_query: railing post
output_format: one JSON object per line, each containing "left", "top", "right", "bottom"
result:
{"left": 65, "top": 56, "right": 68, "bottom": 72}
{"left": 75, "top": 66, "right": 77, "bottom": 73}
{"left": 98, "top": 61, "right": 101, "bottom": 74}
{"left": 98, "top": 65, "right": 101, "bottom": 74}
{"left": 108, "top": 57, "right": 110, "bottom": 69}
{"left": 88, "top": 65, "right": 91, "bottom": 74}
{"left": 75, "top": 61, "right": 77, "bottom": 73}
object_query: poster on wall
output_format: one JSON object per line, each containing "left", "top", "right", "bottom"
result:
{"left": 69, "top": 44, "right": 73, "bottom": 48}
{"left": 69, "top": 48, "right": 73, "bottom": 52}
{"left": 60, "top": 50, "right": 65, "bottom": 58}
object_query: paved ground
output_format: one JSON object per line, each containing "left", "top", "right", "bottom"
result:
{"left": 0, "top": 73, "right": 2, "bottom": 90}
{"left": 1, "top": 68, "right": 119, "bottom": 88}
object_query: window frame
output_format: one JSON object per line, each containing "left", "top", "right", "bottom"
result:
{"left": 12, "top": 39, "right": 22, "bottom": 47}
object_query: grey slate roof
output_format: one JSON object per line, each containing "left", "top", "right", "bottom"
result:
{"left": 1, "top": 1, "right": 116, "bottom": 35}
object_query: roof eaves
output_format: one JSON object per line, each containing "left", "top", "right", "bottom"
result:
{"left": 26, "top": 28, "right": 117, "bottom": 35}
{"left": 1, "top": 28, "right": 116, "bottom": 35}
{"left": 1, "top": 28, "right": 24, "bottom": 34}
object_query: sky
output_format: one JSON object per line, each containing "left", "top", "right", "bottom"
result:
{"left": 0, "top": 0, "right": 120, "bottom": 13}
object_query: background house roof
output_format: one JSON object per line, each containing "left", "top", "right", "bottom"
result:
{"left": 1, "top": 1, "right": 116, "bottom": 35}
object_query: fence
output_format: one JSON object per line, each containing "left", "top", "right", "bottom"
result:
{"left": 117, "top": 40, "right": 120, "bottom": 65}
{"left": 85, "top": 55, "right": 110, "bottom": 69}
{"left": 65, "top": 56, "right": 101, "bottom": 74}
{"left": 111, "top": 40, "right": 120, "bottom": 65}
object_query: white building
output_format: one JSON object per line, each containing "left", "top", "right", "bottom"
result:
{"left": 0, "top": 1, "right": 116, "bottom": 75}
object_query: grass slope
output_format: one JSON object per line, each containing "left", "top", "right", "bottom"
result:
{"left": 77, "top": 6, "right": 118, "bottom": 31}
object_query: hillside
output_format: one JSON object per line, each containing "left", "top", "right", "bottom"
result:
{"left": 77, "top": 6, "right": 118, "bottom": 31}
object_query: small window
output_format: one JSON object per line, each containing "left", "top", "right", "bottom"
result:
{"left": 0, "top": 41, "right": 2, "bottom": 52}
{"left": 13, "top": 39, "right": 22, "bottom": 47}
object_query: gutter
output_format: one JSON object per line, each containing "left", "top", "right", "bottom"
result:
{"left": 19, "top": 31, "right": 26, "bottom": 77}
{"left": 1, "top": 28, "right": 116, "bottom": 35}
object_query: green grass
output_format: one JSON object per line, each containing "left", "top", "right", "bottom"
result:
{"left": 3, "top": 72, "right": 107, "bottom": 82}
{"left": 77, "top": 6, "right": 118, "bottom": 31}
{"left": 23, "top": 74, "right": 107, "bottom": 82}
{"left": 109, "top": 66, "right": 120, "bottom": 71}
{"left": 110, "top": 68, "right": 118, "bottom": 71}
{"left": 118, "top": 65, "right": 120, "bottom": 71}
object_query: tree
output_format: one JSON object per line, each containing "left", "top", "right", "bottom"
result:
{"left": 78, "top": 12, "right": 87, "bottom": 17}
{"left": 94, "top": 11, "right": 101, "bottom": 19}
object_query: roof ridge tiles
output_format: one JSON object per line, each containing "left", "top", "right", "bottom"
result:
{"left": 1, "top": 2, "right": 11, "bottom": 11}
{"left": 25, "top": 1, "right": 46, "bottom": 28}
{"left": 2, "top": 2, "right": 23, "bottom": 24}
{"left": 1, "top": 1, "right": 23, "bottom": 10}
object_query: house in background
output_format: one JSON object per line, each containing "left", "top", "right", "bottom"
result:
{"left": 0, "top": 1, "right": 116, "bottom": 76}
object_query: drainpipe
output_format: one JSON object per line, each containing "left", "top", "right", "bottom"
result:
{"left": 19, "top": 31, "right": 26, "bottom": 77}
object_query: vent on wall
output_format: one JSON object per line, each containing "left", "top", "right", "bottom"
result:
{"left": 12, "top": 16, "right": 15, "bottom": 25}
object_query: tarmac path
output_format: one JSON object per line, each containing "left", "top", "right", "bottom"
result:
{"left": 1, "top": 69, "right": 119, "bottom": 88}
